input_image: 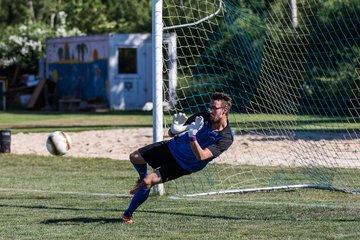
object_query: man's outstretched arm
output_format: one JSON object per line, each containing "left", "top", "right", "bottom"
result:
{"left": 187, "top": 116, "right": 213, "bottom": 160}
{"left": 189, "top": 141, "right": 213, "bottom": 160}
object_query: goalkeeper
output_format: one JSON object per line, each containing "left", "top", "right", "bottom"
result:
{"left": 122, "top": 92, "right": 233, "bottom": 223}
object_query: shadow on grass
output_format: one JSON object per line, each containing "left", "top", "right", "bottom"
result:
{"left": 0, "top": 204, "right": 117, "bottom": 212}
{"left": 42, "top": 218, "right": 122, "bottom": 224}
{"left": 2, "top": 203, "right": 359, "bottom": 224}
{"left": 1, "top": 203, "right": 123, "bottom": 224}
{"left": 40, "top": 210, "right": 244, "bottom": 225}
{"left": 41, "top": 208, "right": 360, "bottom": 225}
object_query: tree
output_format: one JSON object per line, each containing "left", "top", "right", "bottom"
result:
{"left": 63, "top": 0, "right": 116, "bottom": 34}
{"left": 0, "top": 22, "right": 50, "bottom": 69}
{"left": 302, "top": 0, "right": 360, "bottom": 115}
{"left": 0, "top": 1, "right": 83, "bottom": 85}
{"left": 105, "top": 0, "right": 152, "bottom": 33}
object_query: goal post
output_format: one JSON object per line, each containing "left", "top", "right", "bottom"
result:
{"left": 156, "top": 0, "right": 360, "bottom": 197}
{"left": 152, "top": 0, "right": 165, "bottom": 195}
{"left": 152, "top": 0, "right": 177, "bottom": 196}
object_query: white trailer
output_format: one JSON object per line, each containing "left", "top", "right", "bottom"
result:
{"left": 46, "top": 33, "right": 177, "bottom": 110}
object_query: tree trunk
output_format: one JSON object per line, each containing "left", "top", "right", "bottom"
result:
{"left": 11, "top": 64, "right": 21, "bottom": 87}
{"left": 27, "top": 1, "right": 35, "bottom": 23}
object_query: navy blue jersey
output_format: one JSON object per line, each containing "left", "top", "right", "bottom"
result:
{"left": 168, "top": 112, "right": 233, "bottom": 173}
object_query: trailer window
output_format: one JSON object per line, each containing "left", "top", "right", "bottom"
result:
{"left": 118, "top": 48, "right": 137, "bottom": 74}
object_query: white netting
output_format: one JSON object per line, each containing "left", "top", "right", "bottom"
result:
{"left": 161, "top": 0, "right": 360, "bottom": 195}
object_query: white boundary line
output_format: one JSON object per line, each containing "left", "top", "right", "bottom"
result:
{"left": 179, "top": 184, "right": 355, "bottom": 197}
{"left": 3, "top": 187, "right": 360, "bottom": 210}
{"left": 169, "top": 196, "right": 360, "bottom": 209}
{"left": 0, "top": 188, "right": 130, "bottom": 198}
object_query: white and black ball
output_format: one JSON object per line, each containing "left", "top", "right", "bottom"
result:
{"left": 46, "top": 131, "right": 72, "bottom": 156}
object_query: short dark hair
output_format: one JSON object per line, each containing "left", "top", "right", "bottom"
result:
{"left": 211, "top": 92, "right": 232, "bottom": 109}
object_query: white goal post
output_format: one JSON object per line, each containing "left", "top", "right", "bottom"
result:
{"left": 152, "top": 0, "right": 165, "bottom": 195}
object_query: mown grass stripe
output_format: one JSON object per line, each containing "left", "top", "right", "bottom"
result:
{"left": 0, "top": 188, "right": 130, "bottom": 198}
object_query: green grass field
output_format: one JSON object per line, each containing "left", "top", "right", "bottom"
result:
{"left": 1, "top": 111, "right": 360, "bottom": 239}
{"left": 1, "top": 111, "right": 359, "bottom": 133}
{"left": 1, "top": 154, "right": 360, "bottom": 239}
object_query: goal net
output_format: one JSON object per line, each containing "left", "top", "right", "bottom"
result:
{"left": 160, "top": 0, "right": 360, "bottom": 196}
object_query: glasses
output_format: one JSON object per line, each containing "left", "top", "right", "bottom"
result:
{"left": 208, "top": 105, "right": 224, "bottom": 112}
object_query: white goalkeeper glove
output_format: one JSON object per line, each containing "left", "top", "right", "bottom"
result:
{"left": 170, "top": 113, "right": 188, "bottom": 135}
{"left": 187, "top": 116, "right": 204, "bottom": 142}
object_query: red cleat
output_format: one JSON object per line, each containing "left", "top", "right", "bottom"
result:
{"left": 129, "top": 182, "right": 141, "bottom": 195}
{"left": 121, "top": 215, "right": 134, "bottom": 224}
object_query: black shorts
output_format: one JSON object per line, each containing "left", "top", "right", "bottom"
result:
{"left": 138, "top": 140, "right": 190, "bottom": 183}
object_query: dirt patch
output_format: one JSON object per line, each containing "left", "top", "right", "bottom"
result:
{"left": 10, "top": 129, "right": 360, "bottom": 168}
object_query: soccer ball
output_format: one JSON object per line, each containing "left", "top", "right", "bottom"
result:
{"left": 46, "top": 131, "right": 72, "bottom": 156}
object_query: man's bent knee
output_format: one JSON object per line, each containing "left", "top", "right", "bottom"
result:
{"left": 129, "top": 151, "right": 145, "bottom": 164}
{"left": 141, "top": 177, "right": 152, "bottom": 189}
{"left": 141, "top": 172, "right": 162, "bottom": 189}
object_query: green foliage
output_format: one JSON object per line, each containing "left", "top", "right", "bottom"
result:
{"left": 0, "top": 0, "right": 32, "bottom": 25}
{"left": 237, "top": 0, "right": 360, "bottom": 115}
{"left": 168, "top": 0, "right": 268, "bottom": 112}
{"left": 0, "top": 21, "right": 52, "bottom": 68}
{"left": 171, "top": 0, "right": 359, "bottom": 115}
{"left": 302, "top": 0, "right": 360, "bottom": 115}
{"left": 0, "top": 0, "right": 152, "bottom": 77}
{"left": 0, "top": 0, "right": 358, "bottom": 115}
{"left": 106, "top": 0, "right": 152, "bottom": 33}
{"left": 62, "top": 0, "right": 116, "bottom": 34}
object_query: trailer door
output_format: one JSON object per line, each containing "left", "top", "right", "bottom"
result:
{"left": 111, "top": 45, "right": 146, "bottom": 110}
